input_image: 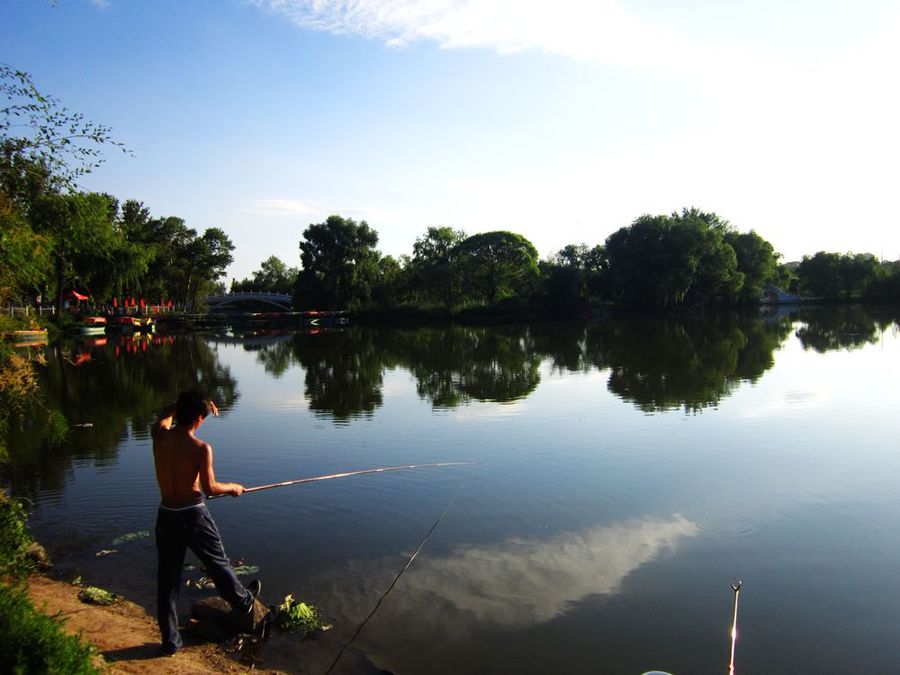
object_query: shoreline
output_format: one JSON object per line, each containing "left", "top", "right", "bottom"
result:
{"left": 26, "top": 573, "right": 281, "bottom": 674}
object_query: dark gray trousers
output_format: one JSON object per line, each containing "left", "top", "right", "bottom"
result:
{"left": 155, "top": 503, "right": 252, "bottom": 651}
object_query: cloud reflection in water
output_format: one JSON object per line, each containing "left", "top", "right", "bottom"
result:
{"left": 317, "top": 514, "right": 699, "bottom": 635}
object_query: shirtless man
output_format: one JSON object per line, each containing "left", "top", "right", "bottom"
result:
{"left": 151, "top": 389, "right": 265, "bottom": 655}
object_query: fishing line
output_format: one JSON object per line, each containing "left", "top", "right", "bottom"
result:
{"left": 323, "top": 483, "right": 465, "bottom": 675}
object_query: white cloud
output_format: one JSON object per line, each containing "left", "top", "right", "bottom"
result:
{"left": 251, "top": 0, "right": 698, "bottom": 70}
{"left": 244, "top": 198, "right": 319, "bottom": 216}
{"left": 247, "top": 2, "right": 900, "bottom": 261}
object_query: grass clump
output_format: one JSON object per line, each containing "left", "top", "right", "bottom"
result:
{"left": 0, "top": 491, "right": 99, "bottom": 674}
{"left": 0, "top": 585, "right": 99, "bottom": 674}
{"left": 0, "top": 492, "right": 33, "bottom": 578}
{"left": 77, "top": 586, "right": 118, "bottom": 606}
{"left": 275, "top": 594, "right": 324, "bottom": 638}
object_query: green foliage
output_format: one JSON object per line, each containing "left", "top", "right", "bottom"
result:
{"left": 407, "top": 226, "right": 467, "bottom": 309}
{"left": 107, "top": 202, "right": 236, "bottom": 308}
{"left": 0, "top": 492, "right": 98, "bottom": 673}
{"left": 797, "top": 251, "right": 881, "bottom": 300}
{"left": 0, "top": 191, "right": 50, "bottom": 305}
{"left": 275, "top": 595, "right": 323, "bottom": 638}
{"left": 455, "top": 231, "right": 539, "bottom": 304}
{"left": 232, "top": 255, "right": 297, "bottom": 294}
{"left": 30, "top": 191, "right": 130, "bottom": 313}
{"left": 296, "top": 215, "right": 381, "bottom": 309}
{"left": 77, "top": 586, "right": 118, "bottom": 606}
{"left": 0, "top": 585, "right": 99, "bottom": 674}
{"left": 724, "top": 230, "right": 778, "bottom": 303}
{"left": 1, "top": 63, "right": 127, "bottom": 191}
{"left": 0, "top": 491, "right": 34, "bottom": 578}
{"left": 604, "top": 208, "right": 745, "bottom": 308}
{"left": 538, "top": 243, "right": 606, "bottom": 313}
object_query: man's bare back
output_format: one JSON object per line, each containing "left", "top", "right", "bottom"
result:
{"left": 151, "top": 400, "right": 244, "bottom": 508}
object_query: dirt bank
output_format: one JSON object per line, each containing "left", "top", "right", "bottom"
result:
{"left": 26, "top": 574, "right": 281, "bottom": 674}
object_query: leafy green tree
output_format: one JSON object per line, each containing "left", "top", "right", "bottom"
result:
{"left": 604, "top": 209, "right": 742, "bottom": 308}
{"left": 179, "top": 227, "right": 234, "bottom": 309}
{"left": 1, "top": 63, "right": 127, "bottom": 191}
{"left": 371, "top": 254, "right": 403, "bottom": 308}
{"left": 455, "top": 231, "right": 539, "bottom": 304}
{"left": 408, "top": 226, "right": 467, "bottom": 309}
{"left": 296, "top": 215, "right": 381, "bottom": 310}
{"left": 117, "top": 204, "right": 233, "bottom": 308}
{"left": 724, "top": 230, "right": 778, "bottom": 303}
{"left": 539, "top": 243, "right": 607, "bottom": 314}
{"left": 796, "top": 252, "right": 879, "bottom": 300}
{"left": 29, "top": 192, "right": 122, "bottom": 314}
{"left": 0, "top": 191, "right": 49, "bottom": 305}
{"left": 232, "top": 255, "right": 297, "bottom": 294}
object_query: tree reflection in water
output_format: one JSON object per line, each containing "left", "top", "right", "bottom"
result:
{"left": 10, "top": 308, "right": 891, "bottom": 495}
{"left": 249, "top": 312, "right": 800, "bottom": 418}
{"left": 794, "top": 305, "right": 899, "bottom": 353}
{"left": 1, "top": 333, "right": 239, "bottom": 497}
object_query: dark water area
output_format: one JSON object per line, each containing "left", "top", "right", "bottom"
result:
{"left": 4, "top": 305, "right": 900, "bottom": 674}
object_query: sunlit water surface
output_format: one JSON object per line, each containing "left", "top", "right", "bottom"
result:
{"left": 6, "top": 307, "right": 900, "bottom": 674}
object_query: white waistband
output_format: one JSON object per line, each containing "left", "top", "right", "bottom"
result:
{"left": 159, "top": 501, "right": 205, "bottom": 512}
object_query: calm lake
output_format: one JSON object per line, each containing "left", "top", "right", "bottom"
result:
{"left": 5, "top": 306, "right": 900, "bottom": 674}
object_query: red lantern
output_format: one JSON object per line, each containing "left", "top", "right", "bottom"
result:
{"left": 112, "top": 297, "right": 118, "bottom": 308}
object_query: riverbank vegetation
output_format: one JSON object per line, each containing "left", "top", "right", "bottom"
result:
{"left": 0, "top": 491, "right": 99, "bottom": 673}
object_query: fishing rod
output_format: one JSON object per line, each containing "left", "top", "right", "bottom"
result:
{"left": 729, "top": 578, "right": 742, "bottom": 675}
{"left": 324, "top": 483, "right": 464, "bottom": 675}
{"left": 641, "top": 579, "right": 744, "bottom": 675}
{"left": 207, "top": 462, "right": 471, "bottom": 500}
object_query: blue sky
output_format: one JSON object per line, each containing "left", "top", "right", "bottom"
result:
{"left": 2, "top": 0, "right": 898, "bottom": 281}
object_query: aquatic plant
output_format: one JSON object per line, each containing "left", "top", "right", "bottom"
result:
{"left": 275, "top": 594, "right": 323, "bottom": 638}
{"left": 110, "top": 530, "right": 149, "bottom": 546}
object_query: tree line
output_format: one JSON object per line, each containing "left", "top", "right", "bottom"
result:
{"left": 5, "top": 60, "right": 900, "bottom": 321}
{"left": 1, "top": 65, "right": 234, "bottom": 316}
{"left": 229, "top": 211, "right": 900, "bottom": 314}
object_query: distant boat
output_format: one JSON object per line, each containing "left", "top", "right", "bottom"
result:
{"left": 80, "top": 316, "right": 107, "bottom": 336}
{"left": 110, "top": 315, "right": 156, "bottom": 334}
{"left": 4, "top": 329, "right": 49, "bottom": 345}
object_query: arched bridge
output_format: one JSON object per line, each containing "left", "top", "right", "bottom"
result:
{"left": 205, "top": 291, "right": 293, "bottom": 311}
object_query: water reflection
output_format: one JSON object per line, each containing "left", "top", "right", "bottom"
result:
{"left": 1, "top": 334, "right": 238, "bottom": 497}
{"left": 394, "top": 326, "right": 541, "bottom": 407}
{"left": 315, "top": 514, "right": 698, "bottom": 637}
{"left": 587, "top": 314, "right": 794, "bottom": 412}
{"left": 242, "top": 313, "right": 796, "bottom": 417}
{"left": 8, "top": 308, "right": 888, "bottom": 494}
{"left": 794, "top": 305, "right": 897, "bottom": 353}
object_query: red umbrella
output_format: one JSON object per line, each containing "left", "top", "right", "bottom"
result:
{"left": 112, "top": 297, "right": 118, "bottom": 308}
{"left": 139, "top": 298, "right": 146, "bottom": 308}
{"left": 131, "top": 297, "right": 136, "bottom": 307}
